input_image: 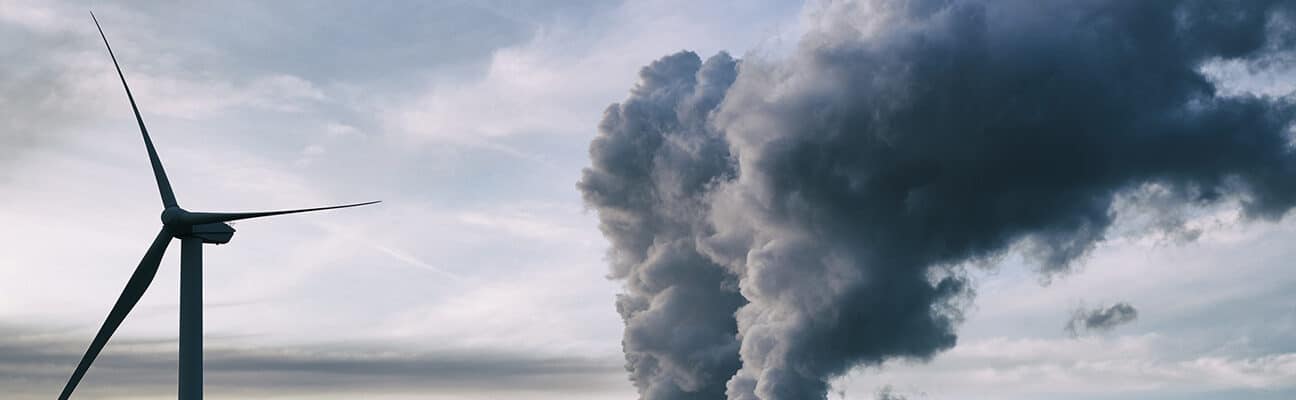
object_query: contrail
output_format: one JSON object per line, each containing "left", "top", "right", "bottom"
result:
{"left": 308, "top": 218, "right": 469, "bottom": 285}
{"left": 370, "top": 243, "right": 468, "bottom": 285}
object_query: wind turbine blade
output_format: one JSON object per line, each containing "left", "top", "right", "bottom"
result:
{"left": 180, "top": 200, "right": 382, "bottom": 225}
{"left": 91, "top": 12, "right": 179, "bottom": 208}
{"left": 59, "top": 228, "right": 172, "bottom": 400}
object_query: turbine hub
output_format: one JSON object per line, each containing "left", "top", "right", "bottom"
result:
{"left": 160, "top": 206, "right": 188, "bottom": 226}
{"left": 161, "top": 207, "right": 235, "bottom": 244}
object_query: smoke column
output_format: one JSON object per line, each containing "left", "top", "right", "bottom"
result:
{"left": 580, "top": 1, "right": 1296, "bottom": 399}
{"left": 579, "top": 52, "right": 746, "bottom": 399}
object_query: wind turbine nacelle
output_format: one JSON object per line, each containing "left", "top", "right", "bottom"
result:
{"left": 172, "top": 222, "right": 236, "bottom": 244}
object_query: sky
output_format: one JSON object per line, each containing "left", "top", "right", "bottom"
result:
{"left": 1, "top": 1, "right": 1295, "bottom": 400}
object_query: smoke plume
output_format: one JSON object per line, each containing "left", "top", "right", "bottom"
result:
{"left": 580, "top": 0, "right": 1296, "bottom": 399}
{"left": 578, "top": 51, "right": 745, "bottom": 399}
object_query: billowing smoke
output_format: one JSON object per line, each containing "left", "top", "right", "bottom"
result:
{"left": 578, "top": 52, "right": 746, "bottom": 399}
{"left": 1066, "top": 302, "right": 1139, "bottom": 336}
{"left": 579, "top": 1, "right": 1296, "bottom": 399}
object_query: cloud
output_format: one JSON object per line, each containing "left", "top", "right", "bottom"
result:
{"left": 382, "top": 0, "right": 802, "bottom": 159}
{"left": 875, "top": 385, "right": 910, "bottom": 400}
{"left": 114, "top": 2, "right": 536, "bottom": 87}
{"left": 0, "top": 2, "right": 108, "bottom": 164}
{"left": 0, "top": 322, "right": 623, "bottom": 400}
{"left": 578, "top": 50, "right": 746, "bottom": 400}
{"left": 1066, "top": 302, "right": 1139, "bottom": 336}
{"left": 0, "top": 2, "right": 346, "bottom": 165}
{"left": 580, "top": 0, "right": 1296, "bottom": 399}
{"left": 858, "top": 334, "right": 1296, "bottom": 397}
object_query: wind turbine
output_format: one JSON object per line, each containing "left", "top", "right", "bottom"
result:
{"left": 60, "top": 14, "right": 380, "bottom": 400}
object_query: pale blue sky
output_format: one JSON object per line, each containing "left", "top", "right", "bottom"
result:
{"left": 1, "top": 1, "right": 1293, "bottom": 399}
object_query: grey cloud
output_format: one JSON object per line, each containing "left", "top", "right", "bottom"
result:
{"left": 876, "top": 385, "right": 909, "bottom": 400}
{"left": 1066, "top": 302, "right": 1139, "bottom": 336}
{"left": 581, "top": 0, "right": 1296, "bottom": 399}
{"left": 117, "top": 1, "right": 534, "bottom": 86}
{"left": 1, "top": 1, "right": 546, "bottom": 172}
{"left": 0, "top": 18, "right": 100, "bottom": 165}
{"left": 578, "top": 51, "right": 745, "bottom": 399}
{"left": 0, "top": 323, "right": 622, "bottom": 399}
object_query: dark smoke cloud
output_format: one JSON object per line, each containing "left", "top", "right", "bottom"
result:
{"left": 1066, "top": 302, "right": 1139, "bottom": 336}
{"left": 580, "top": 0, "right": 1296, "bottom": 399}
{"left": 578, "top": 51, "right": 746, "bottom": 399}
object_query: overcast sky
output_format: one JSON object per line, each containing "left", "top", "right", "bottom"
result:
{"left": 2, "top": 1, "right": 1295, "bottom": 399}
